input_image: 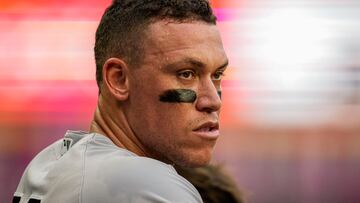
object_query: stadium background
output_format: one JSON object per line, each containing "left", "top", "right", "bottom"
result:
{"left": 0, "top": 0, "right": 359, "bottom": 202}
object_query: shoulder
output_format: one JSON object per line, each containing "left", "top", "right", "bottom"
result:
{"left": 82, "top": 150, "right": 202, "bottom": 203}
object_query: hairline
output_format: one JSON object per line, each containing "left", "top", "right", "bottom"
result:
{"left": 127, "top": 18, "right": 216, "bottom": 68}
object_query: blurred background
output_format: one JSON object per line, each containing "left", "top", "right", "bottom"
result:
{"left": 0, "top": 0, "right": 359, "bottom": 202}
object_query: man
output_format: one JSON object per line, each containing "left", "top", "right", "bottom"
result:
{"left": 14, "top": 0, "right": 228, "bottom": 202}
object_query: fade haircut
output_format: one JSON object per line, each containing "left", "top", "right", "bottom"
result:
{"left": 94, "top": 0, "right": 217, "bottom": 90}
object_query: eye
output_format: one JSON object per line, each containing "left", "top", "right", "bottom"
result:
{"left": 212, "top": 71, "right": 225, "bottom": 81}
{"left": 177, "top": 70, "right": 196, "bottom": 80}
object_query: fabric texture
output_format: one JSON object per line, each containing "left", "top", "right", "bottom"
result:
{"left": 14, "top": 130, "right": 203, "bottom": 203}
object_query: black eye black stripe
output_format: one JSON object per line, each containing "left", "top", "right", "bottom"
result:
{"left": 159, "top": 89, "right": 222, "bottom": 103}
{"left": 159, "top": 89, "right": 197, "bottom": 103}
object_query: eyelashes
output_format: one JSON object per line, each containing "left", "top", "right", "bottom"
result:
{"left": 176, "top": 70, "right": 226, "bottom": 81}
{"left": 177, "top": 70, "right": 195, "bottom": 80}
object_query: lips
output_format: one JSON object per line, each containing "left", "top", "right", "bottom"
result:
{"left": 194, "top": 122, "right": 219, "bottom": 131}
{"left": 193, "top": 121, "right": 219, "bottom": 140}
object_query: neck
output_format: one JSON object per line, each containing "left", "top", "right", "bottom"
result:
{"left": 89, "top": 95, "right": 147, "bottom": 157}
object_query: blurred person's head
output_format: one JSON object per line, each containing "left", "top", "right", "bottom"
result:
{"left": 176, "top": 164, "right": 245, "bottom": 203}
{"left": 91, "top": 0, "right": 228, "bottom": 167}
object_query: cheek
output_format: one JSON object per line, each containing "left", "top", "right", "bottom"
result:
{"left": 155, "top": 105, "right": 189, "bottom": 125}
{"left": 139, "top": 106, "right": 192, "bottom": 154}
{"left": 150, "top": 104, "right": 194, "bottom": 137}
{"left": 131, "top": 87, "right": 196, "bottom": 136}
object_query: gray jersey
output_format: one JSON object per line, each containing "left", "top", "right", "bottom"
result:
{"left": 14, "top": 131, "right": 203, "bottom": 203}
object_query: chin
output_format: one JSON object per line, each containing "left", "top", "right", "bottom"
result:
{"left": 173, "top": 149, "right": 213, "bottom": 168}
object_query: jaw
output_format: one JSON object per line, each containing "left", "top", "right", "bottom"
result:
{"left": 165, "top": 145, "right": 215, "bottom": 167}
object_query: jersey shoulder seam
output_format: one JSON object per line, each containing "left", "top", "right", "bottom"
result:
{"left": 78, "top": 134, "right": 94, "bottom": 203}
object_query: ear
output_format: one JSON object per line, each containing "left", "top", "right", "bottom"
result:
{"left": 102, "top": 58, "right": 130, "bottom": 101}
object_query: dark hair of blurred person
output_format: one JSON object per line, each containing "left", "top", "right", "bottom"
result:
{"left": 176, "top": 164, "right": 245, "bottom": 203}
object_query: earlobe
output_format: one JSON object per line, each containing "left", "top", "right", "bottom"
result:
{"left": 102, "top": 58, "right": 130, "bottom": 101}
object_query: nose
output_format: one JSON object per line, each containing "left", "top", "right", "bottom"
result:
{"left": 195, "top": 78, "right": 222, "bottom": 113}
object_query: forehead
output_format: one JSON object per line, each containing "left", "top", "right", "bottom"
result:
{"left": 142, "top": 21, "right": 227, "bottom": 64}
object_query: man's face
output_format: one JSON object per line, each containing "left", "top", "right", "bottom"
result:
{"left": 126, "top": 21, "right": 228, "bottom": 167}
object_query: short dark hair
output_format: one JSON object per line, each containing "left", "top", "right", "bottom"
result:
{"left": 94, "top": 0, "right": 217, "bottom": 90}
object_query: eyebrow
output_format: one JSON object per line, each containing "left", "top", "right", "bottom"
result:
{"left": 164, "top": 57, "right": 229, "bottom": 71}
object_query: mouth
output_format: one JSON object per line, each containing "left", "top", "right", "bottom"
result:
{"left": 192, "top": 122, "right": 220, "bottom": 140}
